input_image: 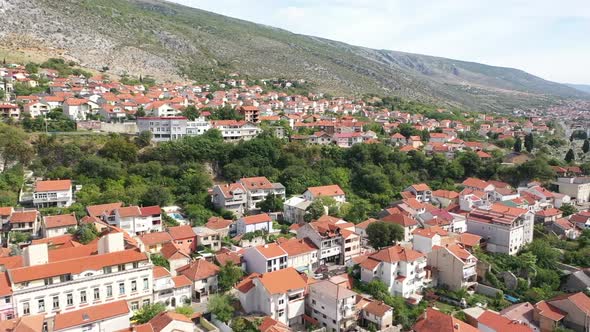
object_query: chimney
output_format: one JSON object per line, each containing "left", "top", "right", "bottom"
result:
{"left": 98, "top": 232, "right": 124, "bottom": 254}
{"left": 23, "top": 243, "right": 49, "bottom": 266}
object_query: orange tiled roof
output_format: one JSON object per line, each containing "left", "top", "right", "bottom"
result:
{"left": 306, "top": 185, "right": 345, "bottom": 197}
{"left": 35, "top": 179, "right": 71, "bottom": 192}
{"left": 176, "top": 258, "right": 220, "bottom": 281}
{"left": 43, "top": 213, "right": 77, "bottom": 229}
{"left": 53, "top": 300, "right": 129, "bottom": 331}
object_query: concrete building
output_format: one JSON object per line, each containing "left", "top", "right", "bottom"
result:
{"left": 238, "top": 177, "right": 286, "bottom": 211}
{"left": 283, "top": 196, "right": 312, "bottom": 224}
{"left": 42, "top": 213, "right": 77, "bottom": 238}
{"left": 277, "top": 237, "right": 319, "bottom": 273}
{"left": 175, "top": 258, "right": 219, "bottom": 303}
{"left": 236, "top": 213, "right": 274, "bottom": 235}
{"left": 32, "top": 179, "right": 73, "bottom": 208}
{"left": 237, "top": 268, "right": 307, "bottom": 327}
{"left": 307, "top": 280, "right": 357, "bottom": 332}
{"left": 243, "top": 243, "right": 288, "bottom": 274}
{"left": 137, "top": 117, "right": 188, "bottom": 142}
{"left": 428, "top": 244, "right": 478, "bottom": 291}
{"left": 554, "top": 177, "right": 590, "bottom": 203}
{"left": 52, "top": 300, "right": 131, "bottom": 332}
{"left": 152, "top": 266, "right": 192, "bottom": 309}
{"left": 192, "top": 226, "right": 221, "bottom": 252}
{"left": 303, "top": 185, "right": 346, "bottom": 204}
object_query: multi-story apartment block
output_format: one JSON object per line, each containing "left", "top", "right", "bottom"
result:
{"left": 5, "top": 232, "right": 153, "bottom": 330}
{"left": 358, "top": 245, "right": 427, "bottom": 301}
{"left": 238, "top": 177, "right": 286, "bottom": 211}
{"left": 211, "top": 183, "right": 247, "bottom": 216}
{"left": 106, "top": 205, "right": 162, "bottom": 236}
{"left": 554, "top": 177, "right": 590, "bottom": 203}
{"left": 185, "top": 116, "right": 211, "bottom": 135}
{"left": 276, "top": 237, "right": 319, "bottom": 274}
{"left": 283, "top": 196, "right": 312, "bottom": 224}
{"left": 239, "top": 105, "right": 261, "bottom": 123}
{"left": 403, "top": 183, "right": 432, "bottom": 202}
{"left": 42, "top": 213, "right": 77, "bottom": 238}
{"left": 211, "top": 120, "right": 262, "bottom": 142}
{"left": 307, "top": 280, "right": 357, "bottom": 332}
{"left": 243, "top": 243, "right": 288, "bottom": 274}
{"left": 466, "top": 204, "right": 534, "bottom": 255}
{"left": 137, "top": 117, "right": 188, "bottom": 142}
{"left": 428, "top": 244, "right": 478, "bottom": 291}
{"left": 32, "top": 179, "right": 73, "bottom": 208}
{"left": 237, "top": 268, "right": 306, "bottom": 327}
{"left": 296, "top": 221, "right": 342, "bottom": 265}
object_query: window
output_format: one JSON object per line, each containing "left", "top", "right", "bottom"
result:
{"left": 67, "top": 293, "right": 73, "bottom": 306}
{"left": 133, "top": 262, "right": 139, "bottom": 269}
{"left": 103, "top": 266, "right": 112, "bottom": 274}
{"left": 131, "top": 280, "right": 137, "bottom": 292}
{"left": 107, "top": 285, "right": 113, "bottom": 297}
{"left": 80, "top": 291, "right": 87, "bottom": 303}
{"left": 4, "top": 296, "right": 10, "bottom": 304}
{"left": 119, "top": 282, "right": 125, "bottom": 295}
{"left": 118, "top": 264, "right": 126, "bottom": 272}
{"left": 278, "top": 299, "right": 284, "bottom": 305}
{"left": 52, "top": 296, "right": 59, "bottom": 310}
{"left": 44, "top": 278, "right": 53, "bottom": 286}
{"left": 42, "top": 323, "right": 48, "bottom": 332}
{"left": 60, "top": 274, "right": 72, "bottom": 282}
{"left": 23, "top": 302, "right": 30, "bottom": 315}
{"left": 143, "top": 278, "right": 149, "bottom": 290}
{"left": 5, "top": 313, "right": 13, "bottom": 320}
{"left": 131, "top": 302, "right": 139, "bottom": 311}
{"left": 94, "top": 288, "right": 100, "bottom": 300}
{"left": 38, "top": 299, "right": 45, "bottom": 312}
{"left": 143, "top": 299, "right": 150, "bottom": 306}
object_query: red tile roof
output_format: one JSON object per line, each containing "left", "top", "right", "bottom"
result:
{"left": 167, "top": 225, "right": 196, "bottom": 240}
{"left": 306, "top": 185, "right": 345, "bottom": 197}
{"left": 152, "top": 266, "right": 171, "bottom": 279}
{"left": 380, "top": 213, "right": 418, "bottom": 227}
{"left": 369, "top": 245, "right": 424, "bottom": 263}
{"left": 240, "top": 176, "right": 274, "bottom": 190}
{"left": 140, "top": 205, "right": 161, "bottom": 216}
{"left": 176, "top": 258, "right": 220, "bottom": 281}
{"left": 87, "top": 202, "right": 123, "bottom": 217}
{"left": 148, "top": 311, "right": 192, "bottom": 331}
{"left": 172, "top": 275, "right": 192, "bottom": 288}
{"left": 9, "top": 211, "right": 38, "bottom": 223}
{"left": 413, "top": 308, "right": 479, "bottom": 332}
{"left": 139, "top": 232, "right": 172, "bottom": 247}
{"left": 116, "top": 206, "right": 142, "bottom": 218}
{"left": 53, "top": 300, "right": 129, "bottom": 331}
{"left": 35, "top": 179, "right": 71, "bottom": 192}
{"left": 0, "top": 272, "right": 11, "bottom": 297}
{"left": 255, "top": 243, "right": 287, "bottom": 259}
{"left": 535, "top": 300, "right": 566, "bottom": 321}
{"left": 258, "top": 267, "right": 307, "bottom": 295}
{"left": 241, "top": 213, "right": 272, "bottom": 225}
{"left": 477, "top": 310, "right": 533, "bottom": 332}
{"left": 43, "top": 213, "right": 77, "bottom": 229}
{"left": 206, "top": 216, "right": 233, "bottom": 230}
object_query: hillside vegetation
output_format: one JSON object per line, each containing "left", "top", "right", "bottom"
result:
{"left": 0, "top": 0, "right": 587, "bottom": 111}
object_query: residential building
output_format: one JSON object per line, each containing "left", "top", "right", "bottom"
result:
{"left": 303, "top": 185, "right": 346, "bottom": 203}
{"left": 211, "top": 183, "right": 247, "bottom": 216}
{"left": 53, "top": 300, "right": 131, "bottom": 332}
{"left": 307, "top": 280, "right": 357, "bottom": 332}
{"left": 533, "top": 300, "right": 567, "bottom": 332}
{"left": 167, "top": 225, "right": 197, "bottom": 254}
{"left": 238, "top": 177, "right": 286, "bottom": 211}
{"left": 358, "top": 245, "right": 427, "bottom": 301}
{"left": 380, "top": 213, "right": 419, "bottom": 242}
{"left": 239, "top": 105, "right": 261, "bottom": 123}
{"left": 160, "top": 242, "right": 191, "bottom": 276}
{"left": 466, "top": 205, "right": 534, "bottom": 255}
{"left": 134, "top": 311, "right": 195, "bottom": 332}
{"left": 296, "top": 220, "right": 343, "bottom": 265}
{"left": 0, "top": 103, "right": 20, "bottom": 119}
{"left": 8, "top": 210, "right": 41, "bottom": 237}
{"left": 176, "top": 258, "right": 220, "bottom": 303}
{"left": 211, "top": 120, "right": 262, "bottom": 142}
{"left": 554, "top": 177, "right": 590, "bottom": 203}
{"left": 192, "top": 226, "right": 221, "bottom": 252}
{"left": 357, "top": 298, "right": 394, "bottom": 331}
{"left": 404, "top": 183, "right": 432, "bottom": 202}
{"left": 32, "top": 179, "right": 73, "bottom": 208}
{"left": 0, "top": 272, "right": 13, "bottom": 320}
{"left": 428, "top": 244, "right": 478, "bottom": 291}
{"left": 243, "top": 243, "right": 288, "bottom": 274}
{"left": 42, "top": 213, "right": 77, "bottom": 238}
{"left": 413, "top": 308, "right": 479, "bottom": 332}
{"left": 152, "top": 266, "right": 192, "bottom": 309}
{"left": 205, "top": 216, "right": 232, "bottom": 238}
{"left": 5, "top": 233, "right": 153, "bottom": 328}
{"left": 137, "top": 117, "right": 188, "bottom": 142}
{"left": 543, "top": 292, "right": 590, "bottom": 332}
{"left": 212, "top": 177, "right": 285, "bottom": 215}
{"left": 468, "top": 309, "right": 534, "bottom": 332}
{"left": 283, "top": 196, "right": 312, "bottom": 224}
{"left": 431, "top": 189, "right": 460, "bottom": 208}
{"left": 277, "top": 237, "right": 319, "bottom": 273}
{"left": 237, "top": 268, "right": 307, "bottom": 327}
{"left": 107, "top": 206, "right": 161, "bottom": 236}
{"left": 236, "top": 213, "right": 274, "bottom": 235}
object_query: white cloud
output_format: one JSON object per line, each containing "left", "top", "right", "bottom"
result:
{"left": 171, "top": 0, "right": 590, "bottom": 83}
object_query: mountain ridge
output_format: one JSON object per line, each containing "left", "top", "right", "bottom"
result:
{"left": 0, "top": 0, "right": 587, "bottom": 111}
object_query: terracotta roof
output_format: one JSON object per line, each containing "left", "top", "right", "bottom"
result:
{"left": 413, "top": 226, "right": 448, "bottom": 238}
{"left": 140, "top": 205, "right": 161, "bottom": 216}
{"left": 148, "top": 311, "right": 192, "bottom": 332}
{"left": 259, "top": 316, "right": 292, "bottom": 332}
{"left": 458, "top": 233, "right": 482, "bottom": 247}
{"left": 0, "top": 272, "right": 11, "bottom": 297}
{"left": 240, "top": 213, "right": 272, "bottom": 225}
{"left": 0, "top": 206, "right": 13, "bottom": 216}
{"left": 369, "top": 245, "right": 424, "bottom": 263}
{"left": 380, "top": 213, "right": 418, "bottom": 227}
{"left": 535, "top": 300, "right": 566, "bottom": 321}
{"left": 411, "top": 183, "right": 431, "bottom": 191}
{"left": 9, "top": 211, "right": 38, "bottom": 223}
{"left": 239, "top": 176, "right": 274, "bottom": 190}
{"left": 176, "top": 258, "right": 220, "bottom": 281}
{"left": 257, "top": 267, "right": 307, "bottom": 295}
{"left": 35, "top": 179, "right": 71, "bottom": 192}
{"left": 160, "top": 241, "right": 190, "bottom": 260}
{"left": 167, "top": 225, "right": 196, "bottom": 240}
{"left": 153, "top": 266, "right": 171, "bottom": 279}
{"left": 215, "top": 251, "right": 242, "bottom": 266}
{"left": 432, "top": 189, "right": 459, "bottom": 199}
{"left": 172, "top": 275, "right": 192, "bottom": 288}
{"left": 413, "top": 308, "right": 479, "bottom": 332}
{"left": 477, "top": 310, "right": 533, "bottom": 332}
{"left": 363, "top": 301, "right": 392, "bottom": 317}
{"left": 236, "top": 273, "right": 260, "bottom": 293}
{"left": 462, "top": 177, "right": 491, "bottom": 190}
{"left": 306, "top": 185, "right": 345, "bottom": 197}
{"left": 355, "top": 218, "right": 377, "bottom": 230}
{"left": 549, "top": 292, "right": 590, "bottom": 315}
{"left": 206, "top": 216, "right": 233, "bottom": 230}
{"left": 9, "top": 249, "right": 147, "bottom": 283}
{"left": 43, "top": 213, "right": 77, "bottom": 229}
{"left": 255, "top": 243, "right": 287, "bottom": 259}
{"left": 116, "top": 206, "right": 142, "bottom": 218}
{"left": 87, "top": 202, "right": 123, "bottom": 217}
{"left": 535, "top": 208, "right": 562, "bottom": 217}
{"left": 53, "top": 300, "right": 129, "bottom": 331}
{"left": 277, "top": 237, "right": 318, "bottom": 256}
{"left": 139, "top": 232, "right": 172, "bottom": 247}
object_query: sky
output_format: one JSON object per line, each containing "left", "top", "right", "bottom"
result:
{"left": 171, "top": 0, "right": 590, "bottom": 84}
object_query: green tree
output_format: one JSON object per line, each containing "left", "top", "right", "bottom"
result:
{"left": 162, "top": 212, "right": 180, "bottom": 227}
{"left": 559, "top": 203, "right": 577, "bottom": 217}
{"left": 218, "top": 262, "right": 244, "bottom": 292}
{"left": 150, "top": 254, "right": 170, "bottom": 270}
{"left": 514, "top": 136, "right": 522, "bottom": 152}
{"left": 524, "top": 133, "right": 534, "bottom": 153}
{"left": 366, "top": 222, "right": 404, "bottom": 249}
{"left": 141, "top": 186, "right": 172, "bottom": 207}
{"left": 131, "top": 303, "right": 166, "bottom": 323}
{"left": 136, "top": 131, "right": 153, "bottom": 148}
{"left": 304, "top": 200, "right": 326, "bottom": 222}
{"left": 174, "top": 305, "right": 194, "bottom": 317}
{"left": 256, "top": 193, "right": 284, "bottom": 212}
{"left": 208, "top": 294, "right": 234, "bottom": 323}
{"left": 71, "top": 223, "right": 99, "bottom": 244}
{"left": 565, "top": 148, "right": 575, "bottom": 163}
{"left": 99, "top": 135, "right": 138, "bottom": 163}
{"left": 583, "top": 139, "right": 590, "bottom": 154}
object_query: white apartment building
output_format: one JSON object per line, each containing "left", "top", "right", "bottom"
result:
{"left": 237, "top": 267, "right": 306, "bottom": 327}
{"left": 303, "top": 185, "right": 346, "bottom": 204}
{"left": 466, "top": 205, "right": 534, "bottom": 255}
{"left": 211, "top": 120, "right": 262, "bottom": 142}
{"left": 105, "top": 205, "right": 162, "bottom": 236}
{"left": 32, "top": 179, "right": 73, "bottom": 208}
{"left": 277, "top": 237, "right": 319, "bottom": 273}
{"left": 175, "top": 259, "right": 219, "bottom": 303}
{"left": 152, "top": 266, "right": 192, "bottom": 309}
{"left": 243, "top": 243, "right": 288, "bottom": 274}
{"left": 210, "top": 183, "right": 247, "bottom": 216}
{"left": 428, "top": 244, "right": 478, "bottom": 291}
{"left": 185, "top": 116, "right": 211, "bottom": 135}
{"left": 42, "top": 213, "right": 77, "bottom": 238}
{"left": 137, "top": 117, "right": 188, "bottom": 142}
{"left": 192, "top": 226, "right": 221, "bottom": 252}
{"left": 307, "top": 280, "right": 357, "bottom": 332}
{"left": 359, "top": 245, "right": 427, "bottom": 301}
{"left": 238, "top": 177, "right": 286, "bottom": 211}
{"left": 212, "top": 177, "right": 285, "bottom": 215}
{"left": 235, "top": 213, "right": 275, "bottom": 235}
{"left": 296, "top": 222, "right": 342, "bottom": 265}
{"left": 6, "top": 233, "right": 153, "bottom": 330}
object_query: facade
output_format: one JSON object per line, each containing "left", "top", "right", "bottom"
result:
{"left": 358, "top": 299, "right": 394, "bottom": 331}
{"left": 176, "top": 258, "right": 219, "bottom": 303}
{"left": 237, "top": 268, "right": 307, "bottom": 327}
{"left": 5, "top": 233, "right": 153, "bottom": 329}
{"left": 428, "top": 244, "right": 478, "bottom": 291}
{"left": 303, "top": 185, "right": 346, "bottom": 203}
{"left": 211, "top": 183, "right": 247, "bottom": 216}
{"left": 307, "top": 280, "right": 357, "bottom": 332}
{"left": 137, "top": 117, "right": 188, "bottom": 142}
{"left": 239, "top": 105, "right": 261, "bottom": 123}
{"left": 238, "top": 177, "right": 286, "bottom": 211}
{"left": 296, "top": 222, "right": 343, "bottom": 265}
{"left": 277, "top": 237, "right": 319, "bottom": 273}
{"left": 52, "top": 300, "right": 131, "bottom": 332}
{"left": 8, "top": 210, "right": 41, "bottom": 237}
{"left": 358, "top": 245, "right": 427, "bottom": 301}
{"left": 32, "top": 180, "right": 73, "bottom": 208}
{"left": 283, "top": 196, "right": 312, "bottom": 224}
{"left": 243, "top": 243, "right": 288, "bottom": 274}
{"left": 193, "top": 226, "right": 221, "bottom": 252}
{"left": 107, "top": 206, "right": 162, "bottom": 236}
{"left": 42, "top": 213, "right": 77, "bottom": 238}
{"left": 212, "top": 177, "right": 285, "bottom": 215}
{"left": 152, "top": 266, "right": 192, "bottom": 309}
{"left": 404, "top": 183, "right": 432, "bottom": 202}
{"left": 466, "top": 205, "right": 534, "bottom": 255}
{"left": 554, "top": 177, "right": 590, "bottom": 203}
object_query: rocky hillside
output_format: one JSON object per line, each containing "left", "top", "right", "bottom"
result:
{"left": 0, "top": 0, "right": 587, "bottom": 111}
